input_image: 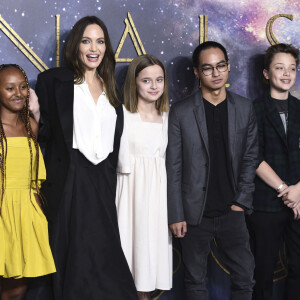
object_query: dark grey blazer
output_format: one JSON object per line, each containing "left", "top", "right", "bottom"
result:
{"left": 166, "top": 89, "right": 259, "bottom": 225}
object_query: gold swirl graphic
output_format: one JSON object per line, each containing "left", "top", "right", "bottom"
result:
{"left": 266, "top": 14, "right": 293, "bottom": 45}
{"left": 211, "top": 239, "right": 287, "bottom": 282}
{"left": 172, "top": 246, "right": 182, "bottom": 275}
{"left": 150, "top": 246, "right": 182, "bottom": 299}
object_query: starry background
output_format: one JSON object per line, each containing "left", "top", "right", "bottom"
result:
{"left": 0, "top": 1, "right": 299, "bottom": 299}
{"left": 0, "top": 0, "right": 299, "bottom": 101}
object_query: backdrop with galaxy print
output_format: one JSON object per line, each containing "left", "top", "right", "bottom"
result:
{"left": 1, "top": 0, "right": 299, "bottom": 299}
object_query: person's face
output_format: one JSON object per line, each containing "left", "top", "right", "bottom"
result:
{"left": 0, "top": 68, "right": 27, "bottom": 113}
{"left": 263, "top": 53, "right": 297, "bottom": 95}
{"left": 193, "top": 47, "right": 230, "bottom": 92}
{"left": 78, "top": 24, "right": 106, "bottom": 72}
{"left": 136, "top": 64, "right": 165, "bottom": 104}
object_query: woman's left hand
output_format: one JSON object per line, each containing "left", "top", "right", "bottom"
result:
{"left": 29, "top": 88, "right": 40, "bottom": 123}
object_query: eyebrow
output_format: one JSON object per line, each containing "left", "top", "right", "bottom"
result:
{"left": 273, "top": 62, "right": 296, "bottom": 66}
{"left": 81, "top": 36, "right": 105, "bottom": 40}
{"left": 141, "top": 76, "right": 164, "bottom": 79}
{"left": 5, "top": 80, "right": 27, "bottom": 84}
{"left": 201, "top": 60, "right": 227, "bottom": 67}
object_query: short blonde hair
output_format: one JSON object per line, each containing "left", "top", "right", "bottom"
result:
{"left": 123, "top": 54, "right": 169, "bottom": 113}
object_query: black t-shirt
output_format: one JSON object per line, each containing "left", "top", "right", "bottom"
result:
{"left": 271, "top": 97, "right": 288, "bottom": 133}
{"left": 203, "top": 98, "right": 235, "bottom": 217}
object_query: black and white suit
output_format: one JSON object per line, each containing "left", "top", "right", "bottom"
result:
{"left": 35, "top": 67, "right": 138, "bottom": 300}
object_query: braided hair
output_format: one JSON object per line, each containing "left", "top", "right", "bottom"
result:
{"left": 0, "top": 64, "right": 42, "bottom": 211}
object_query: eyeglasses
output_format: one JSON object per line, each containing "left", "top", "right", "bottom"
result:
{"left": 201, "top": 62, "right": 229, "bottom": 76}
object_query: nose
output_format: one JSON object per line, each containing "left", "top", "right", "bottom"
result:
{"left": 283, "top": 68, "right": 290, "bottom": 76}
{"left": 15, "top": 88, "right": 21, "bottom": 97}
{"left": 212, "top": 66, "right": 220, "bottom": 76}
{"left": 90, "top": 42, "right": 97, "bottom": 52}
{"left": 151, "top": 81, "right": 157, "bottom": 89}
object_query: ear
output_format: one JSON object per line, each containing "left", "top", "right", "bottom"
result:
{"left": 227, "top": 60, "right": 230, "bottom": 72}
{"left": 263, "top": 69, "right": 269, "bottom": 80}
{"left": 193, "top": 67, "right": 200, "bottom": 79}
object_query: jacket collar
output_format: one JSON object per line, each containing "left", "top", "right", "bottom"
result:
{"left": 192, "top": 89, "right": 236, "bottom": 159}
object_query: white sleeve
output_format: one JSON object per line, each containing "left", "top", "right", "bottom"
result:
{"left": 116, "top": 106, "right": 131, "bottom": 174}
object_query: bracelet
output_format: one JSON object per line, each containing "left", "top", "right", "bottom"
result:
{"left": 276, "top": 182, "right": 286, "bottom": 193}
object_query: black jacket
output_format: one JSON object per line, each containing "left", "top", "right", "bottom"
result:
{"left": 36, "top": 67, "right": 123, "bottom": 227}
{"left": 166, "top": 89, "right": 259, "bottom": 225}
{"left": 253, "top": 92, "right": 300, "bottom": 212}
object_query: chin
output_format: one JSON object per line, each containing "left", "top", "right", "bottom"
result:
{"left": 210, "top": 85, "right": 223, "bottom": 91}
{"left": 84, "top": 62, "right": 101, "bottom": 71}
{"left": 278, "top": 86, "right": 292, "bottom": 92}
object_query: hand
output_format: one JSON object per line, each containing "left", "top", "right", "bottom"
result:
{"left": 169, "top": 221, "right": 187, "bottom": 238}
{"left": 29, "top": 88, "right": 40, "bottom": 122}
{"left": 231, "top": 205, "right": 244, "bottom": 211}
{"left": 278, "top": 184, "right": 300, "bottom": 208}
{"left": 292, "top": 201, "right": 300, "bottom": 220}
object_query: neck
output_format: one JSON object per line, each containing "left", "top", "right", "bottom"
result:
{"left": 0, "top": 110, "right": 19, "bottom": 126}
{"left": 201, "top": 86, "right": 226, "bottom": 105}
{"left": 270, "top": 88, "right": 289, "bottom": 100}
{"left": 137, "top": 100, "right": 158, "bottom": 114}
{"left": 84, "top": 69, "right": 98, "bottom": 85}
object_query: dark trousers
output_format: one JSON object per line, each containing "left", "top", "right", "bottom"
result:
{"left": 247, "top": 209, "right": 300, "bottom": 300}
{"left": 180, "top": 210, "right": 255, "bottom": 300}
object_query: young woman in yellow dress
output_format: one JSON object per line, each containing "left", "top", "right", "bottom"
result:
{"left": 0, "top": 64, "right": 55, "bottom": 300}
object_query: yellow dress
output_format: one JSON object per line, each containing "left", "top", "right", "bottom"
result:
{"left": 0, "top": 137, "right": 56, "bottom": 278}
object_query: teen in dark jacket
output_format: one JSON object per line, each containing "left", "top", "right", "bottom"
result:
{"left": 247, "top": 43, "right": 300, "bottom": 300}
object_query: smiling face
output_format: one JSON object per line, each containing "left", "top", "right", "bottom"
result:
{"left": 136, "top": 64, "right": 165, "bottom": 104}
{"left": 78, "top": 23, "right": 106, "bottom": 72}
{"left": 0, "top": 67, "right": 28, "bottom": 114}
{"left": 263, "top": 52, "right": 297, "bottom": 99}
{"left": 194, "top": 47, "right": 230, "bottom": 93}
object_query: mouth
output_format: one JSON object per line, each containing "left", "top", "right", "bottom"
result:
{"left": 86, "top": 54, "right": 99, "bottom": 62}
{"left": 280, "top": 79, "right": 291, "bottom": 84}
{"left": 11, "top": 98, "right": 24, "bottom": 103}
{"left": 212, "top": 79, "right": 222, "bottom": 84}
{"left": 148, "top": 91, "right": 159, "bottom": 95}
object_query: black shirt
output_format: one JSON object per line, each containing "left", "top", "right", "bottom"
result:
{"left": 203, "top": 98, "right": 235, "bottom": 217}
{"left": 271, "top": 97, "right": 288, "bottom": 134}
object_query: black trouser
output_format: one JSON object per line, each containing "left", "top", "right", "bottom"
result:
{"left": 180, "top": 210, "right": 255, "bottom": 300}
{"left": 247, "top": 209, "right": 300, "bottom": 300}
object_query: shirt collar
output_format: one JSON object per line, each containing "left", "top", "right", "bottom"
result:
{"left": 75, "top": 77, "right": 106, "bottom": 95}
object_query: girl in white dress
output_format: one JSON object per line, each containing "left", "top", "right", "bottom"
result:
{"left": 116, "top": 54, "right": 172, "bottom": 300}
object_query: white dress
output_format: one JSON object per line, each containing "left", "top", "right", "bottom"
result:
{"left": 116, "top": 106, "right": 172, "bottom": 292}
